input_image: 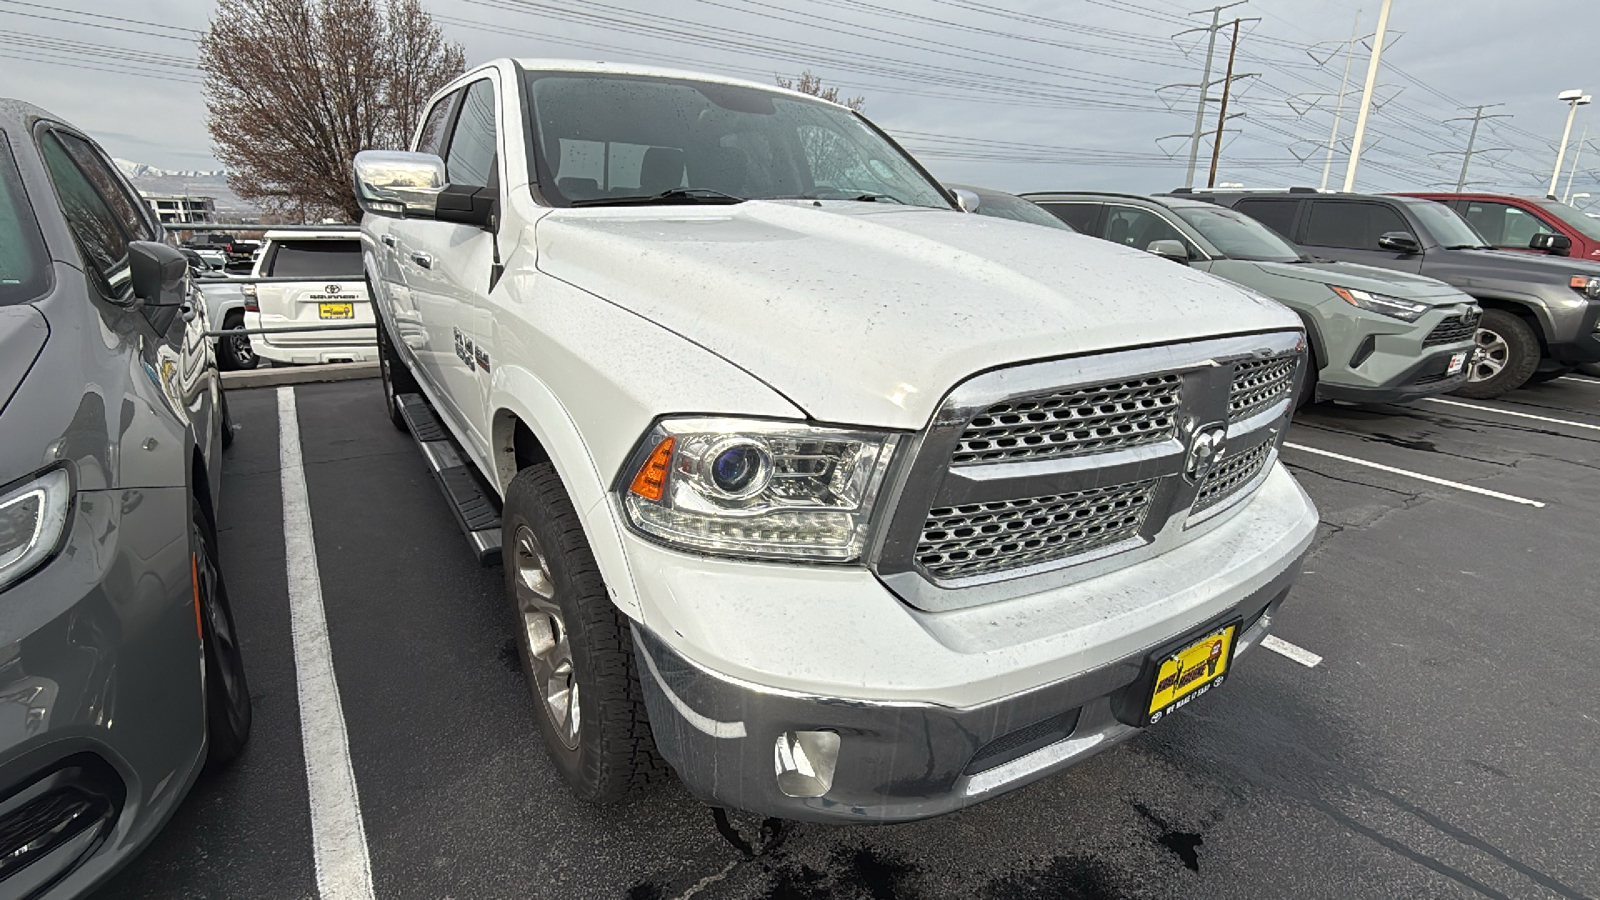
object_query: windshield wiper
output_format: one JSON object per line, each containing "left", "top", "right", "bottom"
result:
{"left": 569, "top": 188, "right": 744, "bottom": 208}
{"left": 1445, "top": 244, "right": 1494, "bottom": 250}
{"left": 778, "top": 192, "right": 905, "bottom": 204}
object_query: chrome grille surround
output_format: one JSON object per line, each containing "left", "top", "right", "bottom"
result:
{"left": 916, "top": 480, "right": 1157, "bottom": 580}
{"left": 1194, "top": 440, "right": 1274, "bottom": 513}
{"left": 1229, "top": 354, "right": 1299, "bottom": 422}
{"left": 870, "top": 331, "right": 1303, "bottom": 612}
{"left": 952, "top": 376, "right": 1182, "bottom": 465}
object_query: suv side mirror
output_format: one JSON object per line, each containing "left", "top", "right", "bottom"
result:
{"left": 128, "top": 240, "right": 191, "bottom": 309}
{"left": 1377, "top": 231, "right": 1421, "bottom": 254}
{"left": 1530, "top": 232, "right": 1572, "bottom": 254}
{"left": 1146, "top": 239, "right": 1190, "bottom": 265}
{"left": 353, "top": 150, "right": 495, "bottom": 229}
{"left": 951, "top": 188, "right": 981, "bottom": 213}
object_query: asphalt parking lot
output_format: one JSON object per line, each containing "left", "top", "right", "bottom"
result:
{"left": 93, "top": 375, "right": 1600, "bottom": 900}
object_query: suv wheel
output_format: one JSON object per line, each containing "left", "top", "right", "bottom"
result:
{"left": 375, "top": 307, "right": 419, "bottom": 431}
{"left": 195, "top": 501, "right": 252, "bottom": 768}
{"left": 217, "top": 311, "right": 258, "bottom": 371}
{"left": 1454, "top": 309, "right": 1539, "bottom": 399}
{"left": 502, "top": 463, "right": 667, "bottom": 802}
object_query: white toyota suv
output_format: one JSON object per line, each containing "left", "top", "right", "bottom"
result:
{"left": 243, "top": 229, "right": 375, "bottom": 365}
{"left": 352, "top": 59, "right": 1320, "bottom": 823}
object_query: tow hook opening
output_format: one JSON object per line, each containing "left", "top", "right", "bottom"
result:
{"left": 774, "top": 730, "right": 840, "bottom": 798}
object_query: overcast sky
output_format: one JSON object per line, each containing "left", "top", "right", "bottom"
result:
{"left": 2, "top": 0, "right": 1594, "bottom": 202}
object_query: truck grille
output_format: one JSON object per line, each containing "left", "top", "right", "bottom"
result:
{"left": 952, "top": 375, "right": 1181, "bottom": 465}
{"left": 1194, "top": 441, "right": 1273, "bottom": 513}
{"left": 1229, "top": 354, "right": 1298, "bottom": 422}
{"left": 916, "top": 480, "right": 1156, "bottom": 580}
{"left": 1423, "top": 312, "right": 1480, "bottom": 348}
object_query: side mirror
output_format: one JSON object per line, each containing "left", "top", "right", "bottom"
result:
{"left": 1146, "top": 239, "right": 1190, "bottom": 265}
{"left": 128, "top": 241, "right": 191, "bottom": 309}
{"left": 1530, "top": 232, "right": 1572, "bottom": 254}
{"left": 951, "top": 188, "right": 981, "bottom": 214}
{"left": 1377, "top": 231, "right": 1421, "bottom": 254}
{"left": 353, "top": 150, "right": 495, "bottom": 229}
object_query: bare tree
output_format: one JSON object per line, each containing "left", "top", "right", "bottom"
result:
{"left": 775, "top": 70, "right": 865, "bottom": 111}
{"left": 201, "top": 0, "right": 465, "bottom": 222}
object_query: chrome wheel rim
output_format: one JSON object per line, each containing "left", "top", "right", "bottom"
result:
{"left": 1470, "top": 327, "right": 1508, "bottom": 382}
{"left": 514, "top": 525, "right": 579, "bottom": 749}
{"left": 230, "top": 330, "right": 255, "bottom": 367}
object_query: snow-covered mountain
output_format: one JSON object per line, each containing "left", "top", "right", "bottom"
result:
{"left": 113, "top": 158, "right": 226, "bottom": 179}
{"left": 114, "top": 158, "right": 258, "bottom": 219}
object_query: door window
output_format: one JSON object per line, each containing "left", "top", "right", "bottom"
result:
{"left": 1303, "top": 201, "right": 1409, "bottom": 250}
{"left": 1462, "top": 201, "right": 1558, "bottom": 248}
{"left": 415, "top": 90, "right": 460, "bottom": 157}
{"left": 1038, "top": 202, "right": 1099, "bottom": 232}
{"left": 53, "top": 132, "right": 155, "bottom": 242}
{"left": 38, "top": 130, "right": 137, "bottom": 296}
{"left": 1233, "top": 198, "right": 1299, "bottom": 240}
{"left": 1102, "top": 206, "right": 1193, "bottom": 256}
{"left": 0, "top": 135, "right": 51, "bottom": 306}
{"left": 444, "top": 79, "right": 497, "bottom": 189}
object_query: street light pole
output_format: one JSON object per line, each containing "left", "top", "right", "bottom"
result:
{"left": 1319, "top": 11, "right": 1364, "bottom": 192}
{"left": 1342, "top": 0, "right": 1393, "bottom": 192}
{"left": 1549, "top": 90, "right": 1590, "bottom": 198}
{"left": 1563, "top": 126, "right": 1589, "bottom": 203}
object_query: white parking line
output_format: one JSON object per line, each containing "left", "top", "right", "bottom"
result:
{"left": 1423, "top": 396, "right": 1600, "bottom": 433}
{"left": 1262, "top": 635, "right": 1322, "bottom": 667}
{"left": 1282, "top": 442, "right": 1546, "bottom": 508}
{"left": 1556, "top": 376, "right": 1600, "bottom": 386}
{"left": 278, "top": 387, "right": 376, "bottom": 900}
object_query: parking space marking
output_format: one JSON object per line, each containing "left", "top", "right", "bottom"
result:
{"left": 1423, "top": 397, "right": 1600, "bottom": 432}
{"left": 1261, "top": 635, "right": 1322, "bottom": 667}
{"left": 1282, "top": 442, "right": 1546, "bottom": 508}
{"left": 278, "top": 387, "right": 376, "bottom": 900}
{"left": 1556, "top": 375, "right": 1600, "bottom": 386}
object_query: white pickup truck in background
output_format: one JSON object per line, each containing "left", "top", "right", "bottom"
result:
{"left": 351, "top": 58, "right": 1319, "bottom": 823}
{"left": 243, "top": 229, "right": 375, "bottom": 365}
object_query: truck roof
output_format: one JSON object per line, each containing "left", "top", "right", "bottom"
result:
{"left": 506, "top": 58, "right": 853, "bottom": 109}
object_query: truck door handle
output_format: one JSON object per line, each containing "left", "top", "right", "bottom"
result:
{"left": 381, "top": 235, "right": 395, "bottom": 247}
{"left": 410, "top": 251, "right": 433, "bottom": 269}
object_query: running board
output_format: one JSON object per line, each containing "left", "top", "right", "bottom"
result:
{"left": 397, "top": 393, "right": 502, "bottom": 566}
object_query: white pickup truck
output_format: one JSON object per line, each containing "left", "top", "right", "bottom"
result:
{"left": 352, "top": 59, "right": 1319, "bottom": 823}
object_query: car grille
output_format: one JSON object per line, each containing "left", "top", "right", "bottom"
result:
{"left": 1194, "top": 441, "right": 1273, "bottom": 513}
{"left": 1229, "top": 354, "right": 1299, "bottom": 422}
{"left": 952, "top": 376, "right": 1182, "bottom": 465}
{"left": 0, "top": 785, "right": 114, "bottom": 882}
{"left": 1423, "top": 312, "right": 1480, "bottom": 348}
{"left": 915, "top": 480, "right": 1156, "bottom": 580}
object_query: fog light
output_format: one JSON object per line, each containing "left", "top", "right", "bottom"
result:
{"left": 773, "top": 730, "right": 840, "bottom": 798}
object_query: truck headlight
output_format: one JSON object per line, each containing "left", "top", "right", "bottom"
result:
{"left": 1329, "top": 286, "right": 1429, "bottom": 322}
{"left": 1568, "top": 275, "right": 1600, "bottom": 299}
{"left": 619, "top": 418, "right": 901, "bottom": 562}
{"left": 0, "top": 468, "right": 72, "bottom": 592}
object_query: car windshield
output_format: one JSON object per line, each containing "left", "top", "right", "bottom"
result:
{"left": 1408, "top": 200, "right": 1487, "bottom": 248}
{"left": 1173, "top": 206, "right": 1301, "bottom": 262}
{"left": 266, "top": 239, "right": 363, "bottom": 278}
{"left": 968, "top": 189, "right": 1073, "bottom": 230}
{"left": 0, "top": 135, "right": 51, "bottom": 306}
{"left": 1538, "top": 200, "right": 1600, "bottom": 241}
{"left": 523, "top": 71, "right": 951, "bottom": 209}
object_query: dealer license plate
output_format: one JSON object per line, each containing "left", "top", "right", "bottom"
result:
{"left": 1147, "top": 623, "right": 1237, "bottom": 724}
{"left": 1447, "top": 351, "right": 1468, "bottom": 376}
{"left": 318, "top": 302, "right": 354, "bottom": 320}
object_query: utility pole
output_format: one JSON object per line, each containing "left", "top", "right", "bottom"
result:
{"left": 1207, "top": 19, "right": 1242, "bottom": 188}
{"left": 1342, "top": 0, "right": 1394, "bottom": 192}
{"left": 1319, "top": 12, "right": 1365, "bottom": 192}
{"left": 1177, "top": 2, "right": 1246, "bottom": 189}
{"left": 1445, "top": 104, "right": 1510, "bottom": 192}
{"left": 1563, "top": 126, "right": 1589, "bottom": 203}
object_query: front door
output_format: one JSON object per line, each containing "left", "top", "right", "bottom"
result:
{"left": 1299, "top": 199, "right": 1426, "bottom": 274}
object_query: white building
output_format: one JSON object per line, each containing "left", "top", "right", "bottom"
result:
{"left": 140, "top": 192, "right": 217, "bottom": 225}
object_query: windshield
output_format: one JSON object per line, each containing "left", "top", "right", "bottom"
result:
{"left": 969, "top": 189, "right": 1073, "bottom": 230}
{"left": 1538, "top": 200, "right": 1600, "bottom": 241}
{"left": 0, "top": 135, "right": 51, "bottom": 306}
{"left": 1173, "top": 206, "right": 1300, "bottom": 262}
{"left": 523, "top": 71, "right": 951, "bottom": 209}
{"left": 1408, "top": 200, "right": 1487, "bottom": 248}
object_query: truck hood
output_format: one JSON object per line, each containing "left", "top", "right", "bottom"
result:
{"left": 1448, "top": 246, "right": 1600, "bottom": 281}
{"left": 533, "top": 202, "right": 1296, "bottom": 429}
{"left": 0, "top": 305, "right": 48, "bottom": 418}
{"left": 1246, "top": 259, "right": 1467, "bottom": 303}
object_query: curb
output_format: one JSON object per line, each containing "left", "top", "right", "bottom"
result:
{"left": 222, "top": 362, "right": 379, "bottom": 389}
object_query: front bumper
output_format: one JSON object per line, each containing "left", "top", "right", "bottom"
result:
{"left": 1546, "top": 299, "right": 1600, "bottom": 365}
{"left": 0, "top": 486, "right": 206, "bottom": 897}
{"left": 1318, "top": 345, "right": 1471, "bottom": 403}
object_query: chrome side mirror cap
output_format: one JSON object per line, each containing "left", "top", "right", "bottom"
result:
{"left": 951, "top": 187, "right": 981, "bottom": 214}
{"left": 353, "top": 150, "right": 446, "bottom": 219}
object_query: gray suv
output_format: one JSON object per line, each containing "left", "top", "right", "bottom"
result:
{"left": 1172, "top": 189, "right": 1600, "bottom": 397}
{"left": 1026, "top": 192, "right": 1480, "bottom": 406}
{"left": 0, "top": 100, "right": 250, "bottom": 898}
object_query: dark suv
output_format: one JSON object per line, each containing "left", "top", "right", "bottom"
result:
{"left": 1172, "top": 189, "right": 1600, "bottom": 397}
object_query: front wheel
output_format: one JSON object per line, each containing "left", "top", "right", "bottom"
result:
{"left": 502, "top": 463, "right": 668, "bottom": 803}
{"left": 194, "top": 502, "right": 252, "bottom": 768}
{"left": 375, "top": 304, "right": 418, "bottom": 432}
{"left": 1452, "top": 309, "right": 1540, "bottom": 399}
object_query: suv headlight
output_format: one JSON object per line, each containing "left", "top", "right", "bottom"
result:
{"left": 619, "top": 417, "right": 901, "bottom": 562}
{"left": 1568, "top": 275, "right": 1600, "bottom": 299}
{"left": 1330, "top": 286, "right": 1430, "bottom": 321}
{"left": 0, "top": 468, "right": 72, "bottom": 592}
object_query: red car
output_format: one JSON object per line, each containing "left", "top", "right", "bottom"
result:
{"left": 1400, "top": 192, "right": 1600, "bottom": 262}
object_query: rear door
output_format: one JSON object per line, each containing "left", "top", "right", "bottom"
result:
{"left": 256, "top": 237, "right": 373, "bottom": 351}
{"left": 1231, "top": 198, "right": 1302, "bottom": 242}
{"left": 1298, "top": 199, "right": 1424, "bottom": 274}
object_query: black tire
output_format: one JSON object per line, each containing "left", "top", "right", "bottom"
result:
{"left": 375, "top": 307, "right": 418, "bottom": 432}
{"left": 219, "top": 386, "right": 235, "bottom": 451}
{"left": 1296, "top": 358, "right": 1320, "bottom": 411}
{"left": 1453, "top": 309, "right": 1540, "bottom": 399}
{"left": 194, "top": 501, "right": 252, "bottom": 768}
{"left": 502, "top": 463, "right": 668, "bottom": 803}
{"left": 1524, "top": 367, "right": 1575, "bottom": 385}
{"left": 217, "top": 311, "right": 258, "bottom": 371}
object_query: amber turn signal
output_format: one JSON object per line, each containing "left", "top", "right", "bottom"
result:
{"left": 628, "top": 436, "right": 675, "bottom": 502}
